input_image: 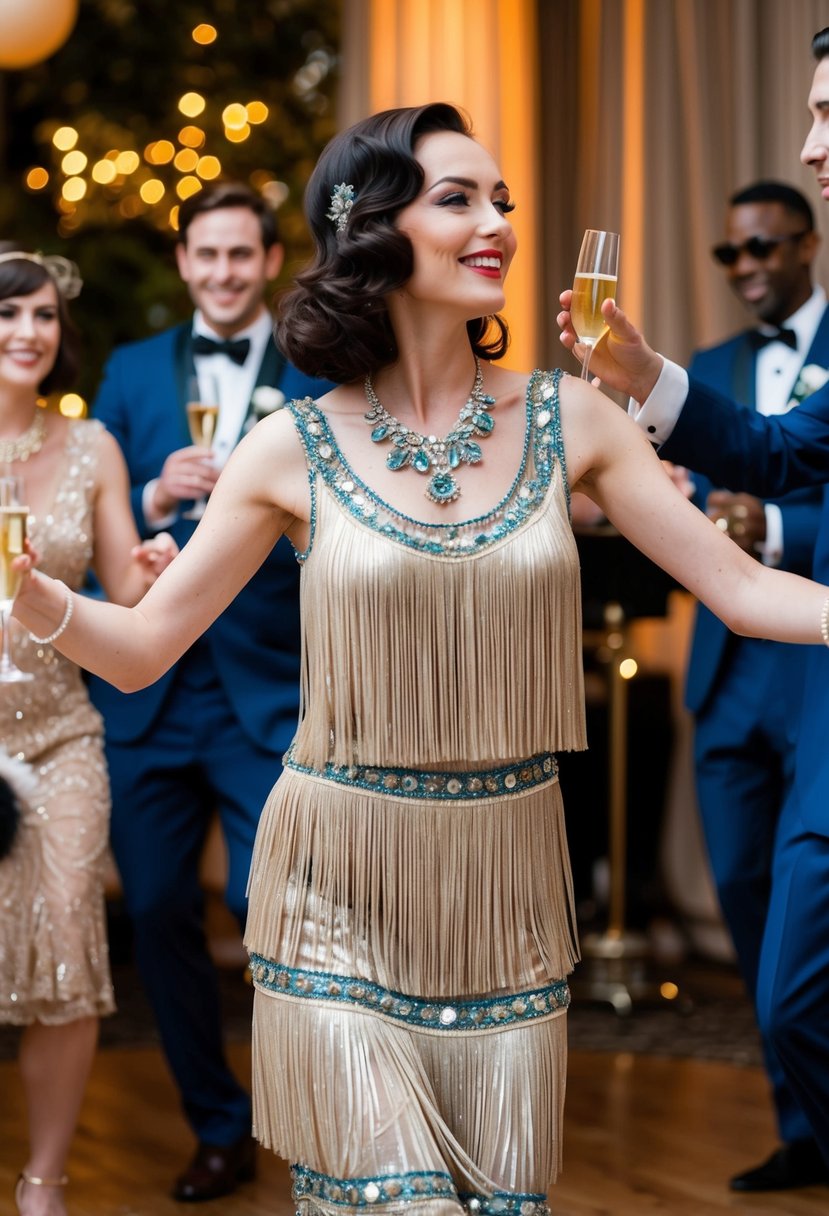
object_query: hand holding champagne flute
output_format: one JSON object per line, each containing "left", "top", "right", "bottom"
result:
{"left": 571, "top": 229, "right": 620, "bottom": 380}
{"left": 0, "top": 474, "right": 33, "bottom": 682}
{"left": 184, "top": 373, "right": 220, "bottom": 520}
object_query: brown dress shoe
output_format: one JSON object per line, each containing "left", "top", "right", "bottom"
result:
{"left": 172, "top": 1134, "right": 256, "bottom": 1202}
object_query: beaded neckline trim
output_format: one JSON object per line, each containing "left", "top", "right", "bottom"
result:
{"left": 250, "top": 956, "right": 570, "bottom": 1033}
{"left": 287, "top": 368, "right": 567, "bottom": 561}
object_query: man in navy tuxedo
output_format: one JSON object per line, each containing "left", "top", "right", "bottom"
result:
{"left": 90, "top": 182, "right": 332, "bottom": 1202}
{"left": 559, "top": 26, "right": 829, "bottom": 1194}
{"left": 686, "top": 181, "right": 826, "bottom": 1191}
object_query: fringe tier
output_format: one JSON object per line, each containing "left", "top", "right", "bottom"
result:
{"left": 292, "top": 483, "right": 586, "bottom": 771}
{"left": 245, "top": 765, "right": 578, "bottom": 998}
{"left": 251, "top": 984, "right": 568, "bottom": 1197}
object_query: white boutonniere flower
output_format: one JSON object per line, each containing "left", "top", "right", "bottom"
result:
{"left": 789, "top": 363, "right": 829, "bottom": 408}
{"left": 251, "top": 386, "right": 286, "bottom": 417}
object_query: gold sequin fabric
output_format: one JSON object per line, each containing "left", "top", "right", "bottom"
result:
{"left": 0, "top": 419, "right": 115, "bottom": 1025}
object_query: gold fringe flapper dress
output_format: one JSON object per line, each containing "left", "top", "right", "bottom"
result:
{"left": 245, "top": 369, "right": 586, "bottom": 1216}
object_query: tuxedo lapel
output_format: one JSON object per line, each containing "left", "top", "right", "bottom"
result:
{"left": 236, "top": 336, "right": 286, "bottom": 443}
{"left": 173, "top": 324, "right": 197, "bottom": 427}
{"left": 800, "top": 303, "right": 829, "bottom": 370}
{"left": 731, "top": 335, "right": 757, "bottom": 409}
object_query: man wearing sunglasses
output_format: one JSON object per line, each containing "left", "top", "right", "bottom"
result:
{"left": 685, "top": 181, "right": 827, "bottom": 1193}
{"left": 558, "top": 26, "right": 829, "bottom": 1194}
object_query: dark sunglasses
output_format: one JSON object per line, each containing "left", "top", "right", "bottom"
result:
{"left": 711, "top": 231, "right": 810, "bottom": 267}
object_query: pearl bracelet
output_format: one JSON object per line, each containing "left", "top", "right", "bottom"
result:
{"left": 29, "top": 580, "right": 74, "bottom": 646}
{"left": 821, "top": 595, "right": 829, "bottom": 648}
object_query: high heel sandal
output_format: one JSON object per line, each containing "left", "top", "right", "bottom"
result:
{"left": 14, "top": 1170, "right": 68, "bottom": 1213}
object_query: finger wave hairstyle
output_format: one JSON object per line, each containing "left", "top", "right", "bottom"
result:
{"left": 277, "top": 102, "right": 510, "bottom": 384}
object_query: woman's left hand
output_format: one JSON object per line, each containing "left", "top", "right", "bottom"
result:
{"left": 132, "top": 532, "right": 178, "bottom": 579}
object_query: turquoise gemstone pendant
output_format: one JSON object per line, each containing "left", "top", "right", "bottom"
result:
{"left": 426, "top": 471, "right": 460, "bottom": 503}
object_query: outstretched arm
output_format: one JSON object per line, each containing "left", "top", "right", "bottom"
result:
{"left": 560, "top": 376, "right": 829, "bottom": 645}
{"left": 13, "top": 410, "right": 307, "bottom": 689}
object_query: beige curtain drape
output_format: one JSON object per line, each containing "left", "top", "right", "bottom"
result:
{"left": 540, "top": 0, "right": 829, "bottom": 369}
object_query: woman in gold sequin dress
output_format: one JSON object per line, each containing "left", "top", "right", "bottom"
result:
{"left": 0, "top": 247, "right": 175, "bottom": 1216}
{"left": 12, "top": 108, "right": 829, "bottom": 1216}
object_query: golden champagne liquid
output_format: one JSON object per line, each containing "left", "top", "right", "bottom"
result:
{"left": 0, "top": 507, "right": 28, "bottom": 607}
{"left": 187, "top": 402, "right": 220, "bottom": 448}
{"left": 571, "top": 273, "right": 618, "bottom": 345}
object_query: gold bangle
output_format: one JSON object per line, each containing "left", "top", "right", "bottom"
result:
{"left": 29, "top": 580, "right": 73, "bottom": 646}
{"left": 821, "top": 595, "right": 829, "bottom": 648}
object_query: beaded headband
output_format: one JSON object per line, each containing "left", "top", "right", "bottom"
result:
{"left": 326, "top": 182, "right": 355, "bottom": 236}
{"left": 0, "top": 251, "right": 82, "bottom": 300}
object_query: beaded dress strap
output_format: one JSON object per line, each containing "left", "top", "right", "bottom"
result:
{"left": 285, "top": 370, "right": 567, "bottom": 560}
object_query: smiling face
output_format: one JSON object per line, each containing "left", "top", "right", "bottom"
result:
{"left": 0, "top": 280, "right": 60, "bottom": 394}
{"left": 721, "top": 201, "right": 816, "bottom": 324}
{"left": 175, "top": 206, "right": 284, "bottom": 338}
{"left": 391, "top": 130, "right": 517, "bottom": 320}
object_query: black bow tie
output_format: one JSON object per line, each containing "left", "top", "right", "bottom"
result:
{"left": 749, "top": 327, "right": 798, "bottom": 352}
{"left": 192, "top": 333, "right": 251, "bottom": 365}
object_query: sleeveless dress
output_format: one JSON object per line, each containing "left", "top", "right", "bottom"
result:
{"left": 0, "top": 419, "right": 114, "bottom": 1025}
{"left": 245, "top": 371, "right": 586, "bottom": 1216}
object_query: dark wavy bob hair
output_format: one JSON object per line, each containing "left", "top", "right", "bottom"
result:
{"left": 0, "top": 246, "right": 79, "bottom": 393}
{"left": 277, "top": 102, "right": 510, "bottom": 383}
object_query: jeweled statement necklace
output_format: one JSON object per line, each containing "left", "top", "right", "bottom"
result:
{"left": 0, "top": 409, "right": 47, "bottom": 464}
{"left": 364, "top": 358, "right": 496, "bottom": 505}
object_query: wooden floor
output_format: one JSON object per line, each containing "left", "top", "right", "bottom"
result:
{"left": 1, "top": 1042, "right": 828, "bottom": 1215}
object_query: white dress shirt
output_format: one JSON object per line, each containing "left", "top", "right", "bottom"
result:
{"left": 630, "top": 286, "right": 827, "bottom": 565}
{"left": 143, "top": 309, "right": 275, "bottom": 526}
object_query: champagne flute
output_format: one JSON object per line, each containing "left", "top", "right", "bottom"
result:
{"left": 571, "top": 229, "right": 620, "bottom": 380}
{"left": 183, "top": 373, "right": 221, "bottom": 520}
{"left": 0, "top": 475, "right": 33, "bottom": 683}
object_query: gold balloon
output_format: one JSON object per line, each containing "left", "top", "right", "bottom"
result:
{"left": 0, "top": 0, "right": 79, "bottom": 70}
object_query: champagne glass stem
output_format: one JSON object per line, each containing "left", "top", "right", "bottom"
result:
{"left": 0, "top": 606, "right": 14, "bottom": 677}
{"left": 580, "top": 343, "right": 594, "bottom": 381}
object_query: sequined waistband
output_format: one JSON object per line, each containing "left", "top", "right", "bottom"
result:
{"left": 283, "top": 749, "right": 558, "bottom": 800}
{"left": 250, "top": 956, "right": 570, "bottom": 1034}
{"left": 292, "top": 1165, "right": 550, "bottom": 1216}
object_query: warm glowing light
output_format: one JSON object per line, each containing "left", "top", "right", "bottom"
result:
{"left": 174, "top": 148, "right": 199, "bottom": 172}
{"left": 196, "top": 155, "right": 221, "bottom": 180}
{"left": 192, "top": 23, "right": 217, "bottom": 44}
{"left": 52, "top": 126, "right": 78, "bottom": 151}
{"left": 660, "top": 982, "right": 679, "bottom": 1001}
{"left": 619, "top": 658, "right": 638, "bottom": 680}
{"left": 61, "top": 149, "right": 87, "bottom": 175}
{"left": 91, "top": 159, "right": 118, "bottom": 185}
{"left": 145, "top": 139, "right": 175, "bottom": 165}
{"left": 119, "top": 196, "right": 145, "bottom": 218}
{"left": 176, "top": 176, "right": 202, "bottom": 200}
{"left": 222, "top": 103, "right": 247, "bottom": 130}
{"left": 25, "top": 167, "right": 49, "bottom": 191}
{"left": 59, "top": 393, "right": 86, "bottom": 418}
{"left": 261, "top": 180, "right": 289, "bottom": 208}
{"left": 140, "top": 179, "right": 166, "bottom": 205}
{"left": 178, "top": 126, "right": 205, "bottom": 149}
{"left": 114, "top": 151, "right": 140, "bottom": 175}
{"left": 246, "top": 100, "right": 268, "bottom": 124}
{"left": 57, "top": 197, "right": 76, "bottom": 215}
{"left": 179, "top": 92, "right": 206, "bottom": 118}
{"left": 224, "top": 124, "right": 250, "bottom": 143}
{"left": 169, "top": 205, "right": 180, "bottom": 230}
{"left": 62, "top": 177, "right": 87, "bottom": 202}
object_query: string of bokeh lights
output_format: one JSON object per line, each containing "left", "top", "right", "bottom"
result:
{"left": 22, "top": 22, "right": 299, "bottom": 240}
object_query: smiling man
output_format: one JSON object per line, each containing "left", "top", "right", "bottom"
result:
{"left": 90, "top": 182, "right": 332, "bottom": 1203}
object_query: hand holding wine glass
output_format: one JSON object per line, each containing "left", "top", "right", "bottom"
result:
{"left": 571, "top": 229, "right": 620, "bottom": 380}
{"left": 183, "top": 373, "right": 221, "bottom": 520}
{"left": 0, "top": 474, "right": 33, "bottom": 682}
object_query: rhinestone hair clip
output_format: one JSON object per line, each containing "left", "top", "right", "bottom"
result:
{"left": 326, "top": 182, "right": 355, "bottom": 236}
{"left": 0, "top": 251, "right": 83, "bottom": 299}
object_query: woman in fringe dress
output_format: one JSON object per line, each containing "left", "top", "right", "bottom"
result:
{"left": 12, "top": 104, "right": 829, "bottom": 1216}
